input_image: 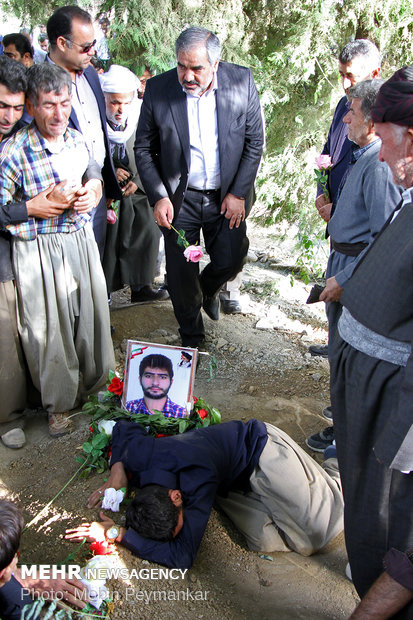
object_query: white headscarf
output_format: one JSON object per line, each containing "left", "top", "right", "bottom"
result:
{"left": 100, "top": 65, "right": 142, "bottom": 148}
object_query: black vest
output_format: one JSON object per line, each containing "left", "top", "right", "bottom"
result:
{"left": 341, "top": 201, "right": 413, "bottom": 342}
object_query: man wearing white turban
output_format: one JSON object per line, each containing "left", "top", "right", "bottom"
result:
{"left": 100, "top": 65, "right": 168, "bottom": 303}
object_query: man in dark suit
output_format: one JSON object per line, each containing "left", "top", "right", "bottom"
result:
{"left": 135, "top": 27, "right": 264, "bottom": 347}
{"left": 47, "top": 5, "right": 121, "bottom": 258}
{"left": 330, "top": 66, "right": 413, "bottom": 618}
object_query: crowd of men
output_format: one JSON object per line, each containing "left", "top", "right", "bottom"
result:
{"left": 0, "top": 6, "right": 413, "bottom": 619}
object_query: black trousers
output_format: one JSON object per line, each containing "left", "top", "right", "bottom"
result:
{"left": 89, "top": 190, "right": 108, "bottom": 261}
{"left": 331, "top": 337, "right": 413, "bottom": 619}
{"left": 163, "top": 189, "right": 248, "bottom": 345}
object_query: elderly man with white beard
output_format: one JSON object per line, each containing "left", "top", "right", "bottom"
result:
{"left": 100, "top": 65, "right": 167, "bottom": 304}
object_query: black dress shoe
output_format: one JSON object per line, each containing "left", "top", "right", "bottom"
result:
{"left": 131, "top": 286, "right": 169, "bottom": 303}
{"left": 202, "top": 295, "right": 220, "bottom": 320}
{"left": 221, "top": 299, "right": 242, "bottom": 314}
{"left": 181, "top": 337, "right": 205, "bottom": 349}
{"left": 308, "top": 344, "right": 329, "bottom": 358}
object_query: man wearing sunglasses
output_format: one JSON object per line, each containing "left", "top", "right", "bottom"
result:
{"left": 46, "top": 5, "right": 121, "bottom": 258}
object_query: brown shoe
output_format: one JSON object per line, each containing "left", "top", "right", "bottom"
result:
{"left": 48, "top": 412, "right": 73, "bottom": 437}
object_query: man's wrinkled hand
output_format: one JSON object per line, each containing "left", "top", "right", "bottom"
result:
{"left": 315, "top": 194, "right": 332, "bottom": 222}
{"left": 116, "top": 168, "right": 130, "bottom": 183}
{"left": 47, "top": 180, "right": 78, "bottom": 206}
{"left": 73, "top": 179, "right": 102, "bottom": 213}
{"left": 319, "top": 276, "right": 343, "bottom": 302}
{"left": 15, "top": 568, "right": 88, "bottom": 610}
{"left": 221, "top": 193, "right": 245, "bottom": 229}
{"left": 315, "top": 193, "right": 328, "bottom": 210}
{"left": 154, "top": 197, "right": 174, "bottom": 229}
{"left": 26, "top": 183, "right": 71, "bottom": 219}
{"left": 122, "top": 180, "right": 138, "bottom": 197}
{"left": 318, "top": 203, "right": 332, "bottom": 222}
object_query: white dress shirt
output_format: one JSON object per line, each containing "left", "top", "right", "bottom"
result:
{"left": 71, "top": 73, "right": 106, "bottom": 169}
{"left": 186, "top": 74, "right": 220, "bottom": 190}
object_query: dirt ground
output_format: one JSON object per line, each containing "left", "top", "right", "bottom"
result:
{"left": 0, "top": 220, "right": 360, "bottom": 619}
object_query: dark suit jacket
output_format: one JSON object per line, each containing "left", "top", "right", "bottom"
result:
{"left": 320, "top": 95, "right": 353, "bottom": 203}
{"left": 134, "top": 62, "right": 264, "bottom": 217}
{"left": 65, "top": 65, "right": 121, "bottom": 200}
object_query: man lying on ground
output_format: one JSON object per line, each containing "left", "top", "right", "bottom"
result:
{"left": 66, "top": 419, "right": 343, "bottom": 569}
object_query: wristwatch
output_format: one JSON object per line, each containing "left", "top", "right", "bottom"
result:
{"left": 105, "top": 525, "right": 120, "bottom": 543}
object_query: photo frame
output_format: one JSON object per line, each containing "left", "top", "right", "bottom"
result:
{"left": 122, "top": 340, "right": 198, "bottom": 416}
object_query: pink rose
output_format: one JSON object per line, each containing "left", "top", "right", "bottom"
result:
{"left": 315, "top": 154, "right": 332, "bottom": 170}
{"left": 107, "top": 209, "right": 117, "bottom": 224}
{"left": 183, "top": 245, "right": 203, "bottom": 263}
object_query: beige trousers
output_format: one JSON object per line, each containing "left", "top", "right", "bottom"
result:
{"left": 216, "top": 423, "right": 343, "bottom": 556}
{"left": 13, "top": 224, "right": 115, "bottom": 413}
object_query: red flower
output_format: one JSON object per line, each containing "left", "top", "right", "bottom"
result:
{"left": 155, "top": 433, "right": 172, "bottom": 438}
{"left": 89, "top": 425, "right": 93, "bottom": 433}
{"left": 193, "top": 396, "right": 198, "bottom": 404}
{"left": 197, "top": 409, "right": 208, "bottom": 420}
{"left": 90, "top": 540, "right": 115, "bottom": 555}
{"left": 108, "top": 377, "right": 124, "bottom": 396}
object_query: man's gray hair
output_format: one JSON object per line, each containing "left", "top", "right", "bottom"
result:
{"left": 26, "top": 63, "right": 72, "bottom": 106}
{"left": 175, "top": 27, "right": 221, "bottom": 65}
{"left": 339, "top": 39, "right": 381, "bottom": 71}
{"left": 348, "top": 79, "right": 384, "bottom": 121}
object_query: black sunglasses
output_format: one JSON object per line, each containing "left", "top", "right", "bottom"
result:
{"left": 64, "top": 37, "right": 96, "bottom": 54}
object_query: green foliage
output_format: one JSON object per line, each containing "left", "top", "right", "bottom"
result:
{"left": 243, "top": 279, "right": 280, "bottom": 303}
{"left": 21, "top": 599, "right": 71, "bottom": 619}
{"left": 245, "top": 0, "right": 413, "bottom": 275}
{"left": 21, "top": 597, "right": 109, "bottom": 618}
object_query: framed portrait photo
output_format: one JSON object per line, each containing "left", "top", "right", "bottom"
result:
{"left": 122, "top": 341, "right": 197, "bottom": 417}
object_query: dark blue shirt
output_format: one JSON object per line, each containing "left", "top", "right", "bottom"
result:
{"left": 320, "top": 96, "right": 353, "bottom": 204}
{"left": 0, "top": 576, "right": 36, "bottom": 620}
{"left": 112, "top": 419, "right": 268, "bottom": 568}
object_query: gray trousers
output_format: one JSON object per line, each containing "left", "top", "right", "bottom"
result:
{"left": 217, "top": 423, "right": 343, "bottom": 556}
{"left": 0, "top": 280, "right": 26, "bottom": 428}
{"left": 12, "top": 224, "right": 115, "bottom": 413}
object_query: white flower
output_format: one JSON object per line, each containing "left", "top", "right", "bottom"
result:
{"left": 97, "top": 419, "right": 117, "bottom": 436}
{"left": 81, "top": 555, "right": 115, "bottom": 609}
{"left": 83, "top": 555, "right": 115, "bottom": 573}
{"left": 101, "top": 487, "right": 125, "bottom": 512}
{"left": 80, "top": 578, "right": 109, "bottom": 610}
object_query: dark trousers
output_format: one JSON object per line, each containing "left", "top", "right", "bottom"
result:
{"left": 103, "top": 191, "right": 160, "bottom": 295}
{"left": 331, "top": 337, "right": 413, "bottom": 618}
{"left": 163, "top": 189, "right": 249, "bottom": 345}
{"left": 89, "top": 191, "right": 108, "bottom": 261}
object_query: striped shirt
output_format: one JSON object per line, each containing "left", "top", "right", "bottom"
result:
{"left": 0, "top": 123, "right": 90, "bottom": 240}
{"left": 124, "top": 396, "right": 188, "bottom": 418}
